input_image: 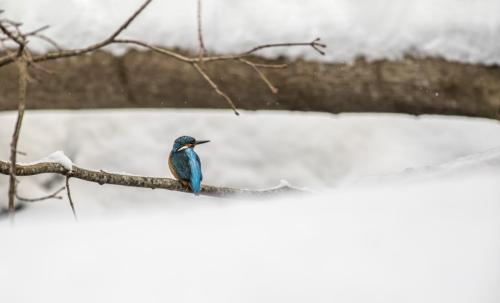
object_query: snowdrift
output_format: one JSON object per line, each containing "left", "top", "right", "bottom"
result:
{"left": 2, "top": 0, "right": 500, "bottom": 64}
{"left": 0, "top": 110, "right": 499, "bottom": 302}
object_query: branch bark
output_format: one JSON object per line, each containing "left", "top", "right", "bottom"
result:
{"left": 0, "top": 160, "right": 303, "bottom": 197}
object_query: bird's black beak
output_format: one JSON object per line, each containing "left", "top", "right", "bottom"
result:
{"left": 195, "top": 140, "right": 210, "bottom": 145}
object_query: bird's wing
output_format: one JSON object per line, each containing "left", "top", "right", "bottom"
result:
{"left": 195, "top": 153, "right": 202, "bottom": 181}
{"left": 171, "top": 151, "right": 191, "bottom": 181}
{"left": 185, "top": 148, "right": 202, "bottom": 193}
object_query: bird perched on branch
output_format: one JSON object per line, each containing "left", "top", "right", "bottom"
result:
{"left": 168, "top": 136, "right": 209, "bottom": 195}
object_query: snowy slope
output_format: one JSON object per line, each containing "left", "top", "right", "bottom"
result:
{"left": 1, "top": 175, "right": 500, "bottom": 303}
{"left": 1, "top": 0, "right": 500, "bottom": 64}
{"left": 0, "top": 110, "right": 499, "bottom": 302}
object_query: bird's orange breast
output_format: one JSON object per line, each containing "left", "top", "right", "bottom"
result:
{"left": 169, "top": 154, "right": 190, "bottom": 188}
{"left": 168, "top": 154, "right": 180, "bottom": 180}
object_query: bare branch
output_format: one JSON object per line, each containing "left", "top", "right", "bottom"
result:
{"left": 0, "top": 25, "right": 50, "bottom": 43}
{"left": 16, "top": 186, "right": 65, "bottom": 202}
{"left": 241, "top": 40, "right": 326, "bottom": 57}
{"left": 112, "top": 39, "right": 314, "bottom": 112}
{"left": 0, "top": 3, "right": 154, "bottom": 217}
{"left": 203, "top": 38, "right": 327, "bottom": 62}
{"left": 248, "top": 62, "right": 288, "bottom": 69}
{"left": 310, "top": 37, "right": 327, "bottom": 55}
{"left": 113, "top": 39, "right": 194, "bottom": 62}
{"left": 30, "top": 34, "right": 63, "bottom": 51}
{"left": 0, "top": 0, "right": 153, "bottom": 68}
{"left": 23, "top": 24, "right": 50, "bottom": 37}
{"left": 0, "top": 18, "right": 22, "bottom": 27}
{"left": 0, "top": 14, "right": 30, "bottom": 222}
{"left": 197, "top": 0, "right": 207, "bottom": 60}
{"left": 0, "top": 22, "right": 24, "bottom": 49}
{"left": 239, "top": 58, "right": 278, "bottom": 94}
{"left": 192, "top": 62, "right": 240, "bottom": 115}
{"left": 8, "top": 56, "right": 28, "bottom": 221}
{"left": 109, "top": 0, "right": 152, "bottom": 41}
{"left": 65, "top": 176, "right": 78, "bottom": 221}
{"left": 0, "top": 160, "right": 303, "bottom": 197}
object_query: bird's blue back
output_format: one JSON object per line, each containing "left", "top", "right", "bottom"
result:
{"left": 169, "top": 148, "right": 202, "bottom": 194}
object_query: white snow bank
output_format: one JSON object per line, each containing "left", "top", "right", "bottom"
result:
{"left": 359, "top": 146, "right": 500, "bottom": 185}
{"left": 1, "top": 175, "right": 499, "bottom": 303}
{"left": 0, "top": 109, "right": 499, "bottom": 302}
{"left": 1, "top": 0, "right": 500, "bottom": 64}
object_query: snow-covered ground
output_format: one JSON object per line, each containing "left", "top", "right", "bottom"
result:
{"left": 0, "top": 109, "right": 499, "bottom": 302}
{"left": 2, "top": 1, "right": 500, "bottom": 301}
{"left": 2, "top": 0, "right": 500, "bottom": 64}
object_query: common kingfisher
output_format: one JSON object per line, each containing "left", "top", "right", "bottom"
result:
{"left": 168, "top": 136, "right": 209, "bottom": 195}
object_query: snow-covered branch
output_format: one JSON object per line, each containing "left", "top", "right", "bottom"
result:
{"left": 0, "top": 160, "right": 302, "bottom": 198}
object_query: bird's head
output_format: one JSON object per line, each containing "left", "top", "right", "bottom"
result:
{"left": 172, "top": 135, "right": 210, "bottom": 152}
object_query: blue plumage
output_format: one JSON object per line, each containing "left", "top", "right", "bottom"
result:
{"left": 168, "top": 136, "right": 209, "bottom": 195}
{"left": 185, "top": 148, "right": 202, "bottom": 193}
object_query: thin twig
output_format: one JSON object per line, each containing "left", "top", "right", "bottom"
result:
{"left": 0, "top": 18, "right": 22, "bottom": 27}
{"left": 16, "top": 186, "right": 65, "bottom": 202}
{"left": 0, "top": 22, "right": 23, "bottom": 47}
{"left": 0, "top": 25, "right": 49, "bottom": 42}
{"left": 113, "top": 38, "right": 317, "bottom": 112}
{"left": 8, "top": 55, "right": 28, "bottom": 221}
{"left": 241, "top": 40, "right": 326, "bottom": 57}
{"left": 2, "top": 20, "right": 29, "bottom": 221}
{"left": 134, "top": 40, "right": 323, "bottom": 64}
{"left": 109, "top": 0, "right": 152, "bottom": 41}
{"left": 310, "top": 37, "right": 327, "bottom": 55}
{"left": 192, "top": 62, "right": 239, "bottom": 115}
{"left": 197, "top": 0, "right": 207, "bottom": 61}
{"left": 248, "top": 62, "right": 288, "bottom": 69}
{"left": 23, "top": 24, "right": 50, "bottom": 37}
{"left": 31, "top": 34, "right": 63, "bottom": 51}
{"left": 65, "top": 176, "right": 78, "bottom": 221}
{"left": 113, "top": 39, "right": 194, "bottom": 62}
{"left": 239, "top": 58, "right": 278, "bottom": 94}
{"left": 203, "top": 38, "right": 326, "bottom": 62}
